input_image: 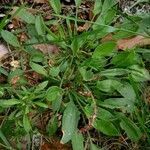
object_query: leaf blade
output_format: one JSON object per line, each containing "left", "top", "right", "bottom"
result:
{"left": 1, "top": 30, "right": 20, "bottom": 47}
{"left": 61, "top": 102, "right": 80, "bottom": 144}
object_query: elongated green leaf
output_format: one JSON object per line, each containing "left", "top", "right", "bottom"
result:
{"left": 0, "top": 130, "right": 11, "bottom": 148}
{"left": 0, "top": 67, "right": 8, "bottom": 76}
{"left": 102, "top": 98, "right": 135, "bottom": 113}
{"left": 35, "top": 81, "right": 48, "bottom": 92}
{"left": 61, "top": 102, "right": 80, "bottom": 144}
{"left": 93, "top": 0, "right": 102, "bottom": 16}
{"left": 16, "top": 8, "right": 35, "bottom": 24}
{"left": 93, "top": 8, "right": 116, "bottom": 29}
{"left": 30, "top": 62, "right": 48, "bottom": 76}
{"left": 52, "top": 96, "right": 62, "bottom": 111}
{"left": 34, "top": 102, "right": 48, "bottom": 108}
{"left": 23, "top": 115, "right": 31, "bottom": 133}
{"left": 100, "top": 68, "right": 129, "bottom": 77}
{"left": 112, "top": 51, "right": 138, "bottom": 67}
{"left": 72, "top": 131, "right": 84, "bottom": 150}
{"left": 129, "top": 65, "right": 150, "bottom": 82}
{"left": 93, "top": 119, "right": 119, "bottom": 136}
{"left": 35, "top": 15, "right": 45, "bottom": 36}
{"left": 0, "top": 88, "right": 4, "bottom": 97}
{"left": 120, "top": 115, "right": 142, "bottom": 141}
{"left": 71, "top": 38, "right": 79, "bottom": 56}
{"left": 116, "top": 83, "right": 136, "bottom": 100}
{"left": 90, "top": 143, "right": 103, "bottom": 150}
{"left": 84, "top": 105, "right": 114, "bottom": 120}
{"left": 97, "top": 79, "right": 122, "bottom": 93}
{"left": 1, "top": 30, "right": 20, "bottom": 47}
{"left": 113, "top": 22, "right": 138, "bottom": 39}
{"left": 97, "top": 108, "right": 114, "bottom": 120}
{"left": 46, "top": 86, "right": 62, "bottom": 102}
{"left": 47, "top": 116, "right": 58, "bottom": 136}
{"left": 100, "top": 98, "right": 131, "bottom": 109}
{"left": 0, "top": 99, "right": 20, "bottom": 107}
{"left": 92, "top": 42, "right": 116, "bottom": 58}
{"left": 49, "top": 0, "right": 61, "bottom": 14}
{"left": 101, "top": 0, "right": 117, "bottom": 14}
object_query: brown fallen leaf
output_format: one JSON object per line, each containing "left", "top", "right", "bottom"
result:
{"left": 77, "top": 22, "right": 91, "bottom": 32}
{"left": 34, "top": 0, "right": 48, "bottom": 3}
{"left": 101, "top": 34, "right": 150, "bottom": 50}
{"left": 18, "top": 32, "right": 28, "bottom": 42}
{"left": 33, "top": 44, "right": 59, "bottom": 54}
{"left": 0, "top": 44, "right": 9, "bottom": 60}
{"left": 117, "top": 35, "right": 150, "bottom": 50}
{"left": 41, "top": 140, "right": 71, "bottom": 150}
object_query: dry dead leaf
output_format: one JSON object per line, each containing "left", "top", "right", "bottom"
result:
{"left": 34, "top": 0, "right": 48, "bottom": 3}
{"left": 41, "top": 140, "right": 71, "bottom": 150}
{"left": 10, "top": 76, "right": 20, "bottom": 85}
{"left": 33, "top": 44, "right": 59, "bottom": 54}
{"left": 18, "top": 32, "right": 28, "bottom": 42}
{"left": 0, "top": 44, "right": 9, "bottom": 59}
{"left": 117, "top": 35, "right": 150, "bottom": 50}
{"left": 77, "top": 22, "right": 91, "bottom": 32}
{"left": 101, "top": 34, "right": 150, "bottom": 50}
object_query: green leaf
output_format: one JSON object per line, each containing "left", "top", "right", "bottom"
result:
{"left": 116, "top": 83, "right": 136, "bottom": 100}
{"left": 34, "top": 102, "right": 48, "bottom": 108}
{"left": 120, "top": 115, "right": 142, "bottom": 141}
{"left": 74, "top": 0, "right": 82, "bottom": 7}
{"left": 93, "top": 0, "right": 102, "bottom": 16}
{"left": 90, "top": 143, "right": 103, "bottom": 150}
{"left": 71, "top": 38, "right": 79, "bottom": 55}
{"left": 61, "top": 102, "right": 80, "bottom": 144}
{"left": 84, "top": 105, "right": 114, "bottom": 120}
{"left": 93, "top": 119, "right": 119, "bottom": 136}
{"left": 101, "top": 0, "right": 117, "bottom": 14}
{"left": 100, "top": 68, "right": 129, "bottom": 77}
{"left": 0, "top": 88, "right": 4, "bottom": 98}
{"left": 92, "top": 42, "right": 116, "bottom": 58}
{"left": 46, "top": 86, "right": 62, "bottom": 102}
{"left": 52, "top": 96, "right": 62, "bottom": 111}
{"left": 98, "top": 108, "right": 114, "bottom": 120}
{"left": 72, "top": 131, "right": 84, "bottom": 150}
{"left": 113, "top": 22, "right": 139, "bottom": 39}
{"left": 1, "top": 30, "right": 20, "bottom": 47}
{"left": 47, "top": 116, "right": 58, "bottom": 136}
{"left": 35, "top": 15, "right": 46, "bottom": 36}
{"left": 100, "top": 98, "right": 132, "bottom": 109}
{"left": 0, "top": 99, "right": 20, "bottom": 107}
{"left": 112, "top": 51, "right": 138, "bottom": 67}
{"left": 93, "top": 8, "right": 116, "bottom": 29}
{"left": 97, "top": 79, "right": 122, "bottom": 93}
{"left": 16, "top": 8, "right": 35, "bottom": 24}
{"left": 129, "top": 65, "right": 150, "bottom": 82}
{"left": 23, "top": 115, "right": 31, "bottom": 133}
{"left": 79, "top": 67, "right": 94, "bottom": 81}
{"left": 35, "top": 81, "right": 48, "bottom": 92}
{"left": 49, "top": 0, "right": 61, "bottom": 14}
{"left": 0, "top": 130, "right": 11, "bottom": 148}
{"left": 0, "top": 67, "right": 8, "bottom": 76}
{"left": 49, "top": 66, "right": 60, "bottom": 77}
{"left": 30, "top": 62, "right": 48, "bottom": 76}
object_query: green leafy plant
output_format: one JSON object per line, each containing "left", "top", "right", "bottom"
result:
{"left": 0, "top": 0, "right": 150, "bottom": 149}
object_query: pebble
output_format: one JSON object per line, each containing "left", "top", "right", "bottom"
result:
{"left": 0, "top": 44, "right": 9, "bottom": 60}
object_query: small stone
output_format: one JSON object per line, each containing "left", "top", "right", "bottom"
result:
{"left": 0, "top": 44, "right": 9, "bottom": 59}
